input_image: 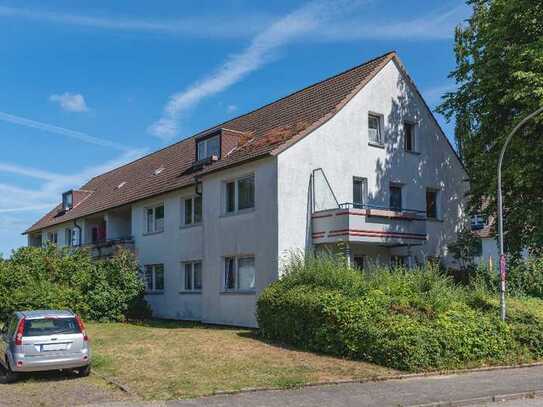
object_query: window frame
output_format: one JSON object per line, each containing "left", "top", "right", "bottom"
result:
{"left": 352, "top": 177, "right": 368, "bottom": 209}
{"left": 65, "top": 228, "right": 73, "bottom": 247}
{"left": 403, "top": 121, "right": 416, "bottom": 152}
{"left": 182, "top": 196, "right": 203, "bottom": 226}
{"left": 196, "top": 135, "right": 221, "bottom": 161}
{"left": 62, "top": 191, "right": 73, "bottom": 211}
{"left": 143, "top": 264, "right": 165, "bottom": 293}
{"left": 224, "top": 174, "right": 255, "bottom": 215}
{"left": 144, "top": 203, "right": 165, "bottom": 234}
{"left": 426, "top": 188, "right": 440, "bottom": 220}
{"left": 47, "top": 231, "right": 58, "bottom": 244}
{"left": 368, "top": 113, "right": 384, "bottom": 146}
{"left": 181, "top": 261, "right": 202, "bottom": 293}
{"left": 389, "top": 184, "right": 403, "bottom": 212}
{"left": 223, "top": 255, "right": 256, "bottom": 293}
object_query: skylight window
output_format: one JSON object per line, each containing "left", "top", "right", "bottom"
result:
{"left": 154, "top": 166, "right": 165, "bottom": 175}
{"left": 117, "top": 181, "right": 127, "bottom": 189}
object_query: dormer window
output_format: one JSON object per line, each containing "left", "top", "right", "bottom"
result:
{"left": 197, "top": 135, "right": 220, "bottom": 161}
{"left": 62, "top": 191, "right": 73, "bottom": 211}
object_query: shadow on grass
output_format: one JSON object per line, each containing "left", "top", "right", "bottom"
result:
{"left": 1, "top": 368, "right": 82, "bottom": 385}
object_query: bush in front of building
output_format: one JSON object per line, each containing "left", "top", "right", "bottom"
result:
{"left": 0, "top": 245, "right": 151, "bottom": 322}
{"left": 257, "top": 253, "right": 543, "bottom": 372}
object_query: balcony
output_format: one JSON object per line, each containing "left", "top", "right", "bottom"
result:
{"left": 312, "top": 203, "right": 427, "bottom": 246}
{"left": 83, "top": 236, "right": 135, "bottom": 259}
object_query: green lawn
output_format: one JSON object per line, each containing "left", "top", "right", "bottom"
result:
{"left": 88, "top": 320, "right": 396, "bottom": 400}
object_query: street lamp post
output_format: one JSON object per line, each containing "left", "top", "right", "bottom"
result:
{"left": 497, "top": 105, "right": 543, "bottom": 321}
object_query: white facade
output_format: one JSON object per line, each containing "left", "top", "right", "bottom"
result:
{"left": 28, "top": 59, "right": 467, "bottom": 327}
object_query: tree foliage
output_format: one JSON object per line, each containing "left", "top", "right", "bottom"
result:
{"left": 437, "top": 0, "right": 543, "bottom": 255}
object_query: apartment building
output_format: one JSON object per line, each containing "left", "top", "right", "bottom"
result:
{"left": 25, "top": 52, "right": 468, "bottom": 327}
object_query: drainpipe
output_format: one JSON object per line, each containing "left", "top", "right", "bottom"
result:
{"left": 73, "top": 219, "right": 82, "bottom": 247}
{"left": 195, "top": 178, "right": 203, "bottom": 197}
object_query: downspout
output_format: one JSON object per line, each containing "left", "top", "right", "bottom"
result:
{"left": 73, "top": 219, "right": 82, "bottom": 247}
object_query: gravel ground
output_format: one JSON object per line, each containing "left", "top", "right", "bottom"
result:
{"left": 0, "top": 371, "right": 131, "bottom": 407}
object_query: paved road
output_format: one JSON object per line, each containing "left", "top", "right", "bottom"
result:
{"left": 91, "top": 365, "right": 543, "bottom": 407}
{"left": 475, "top": 399, "right": 543, "bottom": 406}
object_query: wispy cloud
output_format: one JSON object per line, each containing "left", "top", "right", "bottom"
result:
{"left": 50, "top": 92, "right": 89, "bottom": 112}
{"left": 0, "top": 111, "right": 131, "bottom": 151}
{"left": 0, "top": 5, "right": 270, "bottom": 39}
{"left": 320, "top": 4, "right": 469, "bottom": 41}
{"left": 148, "top": 0, "right": 362, "bottom": 140}
{"left": 0, "top": 148, "right": 146, "bottom": 214}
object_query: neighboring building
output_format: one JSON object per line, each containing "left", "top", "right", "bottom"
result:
{"left": 25, "top": 52, "right": 468, "bottom": 327}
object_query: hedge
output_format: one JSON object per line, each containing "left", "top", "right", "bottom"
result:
{"left": 0, "top": 245, "right": 151, "bottom": 322}
{"left": 257, "top": 253, "right": 543, "bottom": 372}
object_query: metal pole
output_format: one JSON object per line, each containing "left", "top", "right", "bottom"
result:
{"left": 497, "top": 105, "right": 543, "bottom": 321}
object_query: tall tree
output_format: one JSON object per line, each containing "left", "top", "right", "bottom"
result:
{"left": 438, "top": 0, "right": 543, "bottom": 256}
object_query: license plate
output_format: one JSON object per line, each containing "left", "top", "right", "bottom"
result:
{"left": 42, "top": 344, "right": 67, "bottom": 351}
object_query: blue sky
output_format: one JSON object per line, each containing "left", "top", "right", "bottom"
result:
{"left": 0, "top": 0, "right": 468, "bottom": 256}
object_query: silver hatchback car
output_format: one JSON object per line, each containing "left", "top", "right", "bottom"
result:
{"left": 0, "top": 310, "right": 91, "bottom": 383}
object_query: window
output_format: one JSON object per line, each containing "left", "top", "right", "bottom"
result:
{"left": 225, "top": 175, "right": 255, "bottom": 213}
{"left": 426, "top": 189, "right": 438, "bottom": 219}
{"left": 389, "top": 185, "right": 402, "bottom": 212}
{"left": 47, "top": 231, "right": 58, "bottom": 244}
{"left": 65, "top": 228, "right": 73, "bottom": 247}
{"left": 144, "top": 264, "right": 165, "bottom": 292}
{"left": 353, "top": 256, "right": 365, "bottom": 270}
{"left": 404, "top": 122, "right": 415, "bottom": 152}
{"left": 62, "top": 191, "right": 73, "bottom": 211}
{"left": 145, "top": 204, "right": 165, "bottom": 233}
{"left": 182, "top": 261, "right": 202, "bottom": 291}
{"left": 353, "top": 177, "right": 368, "bottom": 208}
{"left": 368, "top": 114, "right": 382, "bottom": 145}
{"left": 224, "top": 256, "right": 255, "bottom": 292}
{"left": 471, "top": 214, "right": 486, "bottom": 230}
{"left": 183, "top": 196, "right": 202, "bottom": 225}
{"left": 197, "top": 135, "right": 220, "bottom": 161}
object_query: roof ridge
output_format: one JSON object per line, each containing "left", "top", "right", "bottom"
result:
{"left": 86, "top": 51, "right": 397, "bottom": 184}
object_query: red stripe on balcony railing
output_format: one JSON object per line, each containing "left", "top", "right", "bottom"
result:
{"left": 326, "top": 228, "right": 427, "bottom": 240}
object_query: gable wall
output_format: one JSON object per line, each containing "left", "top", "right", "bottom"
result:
{"left": 277, "top": 60, "right": 468, "bottom": 268}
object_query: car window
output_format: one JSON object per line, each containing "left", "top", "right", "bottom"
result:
{"left": 4, "top": 316, "right": 17, "bottom": 337}
{"left": 23, "top": 318, "right": 81, "bottom": 337}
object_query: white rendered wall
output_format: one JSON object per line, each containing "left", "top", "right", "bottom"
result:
{"left": 277, "top": 59, "right": 468, "bottom": 268}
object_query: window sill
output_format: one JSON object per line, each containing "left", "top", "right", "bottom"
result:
{"left": 220, "top": 290, "right": 256, "bottom": 295}
{"left": 220, "top": 208, "right": 256, "bottom": 218}
{"left": 142, "top": 230, "right": 164, "bottom": 237}
{"left": 178, "top": 291, "right": 202, "bottom": 295}
{"left": 145, "top": 291, "right": 165, "bottom": 295}
{"left": 179, "top": 223, "right": 203, "bottom": 230}
{"left": 368, "top": 141, "right": 385, "bottom": 149}
{"left": 405, "top": 150, "right": 421, "bottom": 155}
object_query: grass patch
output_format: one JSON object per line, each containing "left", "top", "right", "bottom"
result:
{"left": 87, "top": 320, "right": 394, "bottom": 400}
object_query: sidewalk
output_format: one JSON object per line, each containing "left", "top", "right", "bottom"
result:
{"left": 91, "top": 365, "right": 543, "bottom": 407}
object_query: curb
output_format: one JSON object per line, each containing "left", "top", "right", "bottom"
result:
{"left": 208, "top": 362, "right": 543, "bottom": 397}
{"left": 409, "top": 389, "right": 543, "bottom": 407}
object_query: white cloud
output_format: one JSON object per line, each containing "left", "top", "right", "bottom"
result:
{"left": 0, "top": 5, "right": 269, "bottom": 39}
{"left": 227, "top": 104, "right": 238, "bottom": 113}
{"left": 148, "top": 0, "right": 355, "bottom": 140}
{"left": 49, "top": 92, "right": 89, "bottom": 112}
{"left": 0, "top": 111, "right": 131, "bottom": 151}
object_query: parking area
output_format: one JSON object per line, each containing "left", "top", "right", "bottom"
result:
{"left": 0, "top": 371, "right": 130, "bottom": 407}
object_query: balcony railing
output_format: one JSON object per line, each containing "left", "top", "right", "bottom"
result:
{"left": 312, "top": 204, "right": 427, "bottom": 246}
{"left": 83, "top": 236, "right": 135, "bottom": 259}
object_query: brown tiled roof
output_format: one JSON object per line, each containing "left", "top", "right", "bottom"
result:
{"left": 25, "top": 51, "right": 396, "bottom": 234}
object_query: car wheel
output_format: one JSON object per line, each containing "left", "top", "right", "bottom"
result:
{"left": 76, "top": 365, "right": 91, "bottom": 377}
{"left": 0, "top": 362, "right": 19, "bottom": 384}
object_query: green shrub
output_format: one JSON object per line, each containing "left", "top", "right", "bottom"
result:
{"left": 257, "top": 253, "right": 543, "bottom": 372}
{"left": 0, "top": 245, "right": 151, "bottom": 322}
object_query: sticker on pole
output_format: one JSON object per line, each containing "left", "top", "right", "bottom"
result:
{"left": 499, "top": 254, "right": 507, "bottom": 281}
